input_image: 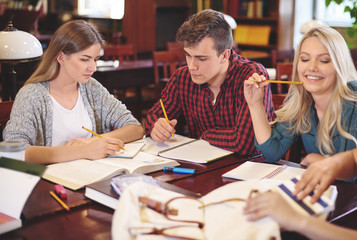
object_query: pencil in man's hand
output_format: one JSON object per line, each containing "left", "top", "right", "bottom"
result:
{"left": 159, "top": 99, "right": 175, "bottom": 139}
{"left": 82, "top": 126, "right": 125, "bottom": 150}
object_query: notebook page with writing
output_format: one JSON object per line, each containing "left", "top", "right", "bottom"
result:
{"left": 95, "top": 152, "right": 179, "bottom": 174}
{"left": 141, "top": 134, "right": 196, "bottom": 155}
{"left": 108, "top": 141, "right": 145, "bottom": 158}
{"left": 222, "top": 161, "right": 305, "bottom": 181}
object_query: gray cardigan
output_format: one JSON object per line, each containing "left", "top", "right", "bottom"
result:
{"left": 4, "top": 78, "right": 140, "bottom": 146}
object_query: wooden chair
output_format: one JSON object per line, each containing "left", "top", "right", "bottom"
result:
{"left": 151, "top": 50, "right": 187, "bottom": 134}
{"left": 0, "top": 101, "right": 14, "bottom": 141}
{"left": 270, "top": 49, "right": 294, "bottom": 68}
{"left": 272, "top": 93, "right": 286, "bottom": 111}
{"left": 102, "top": 44, "right": 137, "bottom": 62}
{"left": 166, "top": 42, "right": 182, "bottom": 52}
{"left": 153, "top": 50, "right": 186, "bottom": 88}
{"left": 166, "top": 41, "right": 186, "bottom": 63}
{"left": 275, "top": 62, "right": 293, "bottom": 94}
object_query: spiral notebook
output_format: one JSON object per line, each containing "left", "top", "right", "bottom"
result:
{"left": 222, "top": 161, "right": 305, "bottom": 181}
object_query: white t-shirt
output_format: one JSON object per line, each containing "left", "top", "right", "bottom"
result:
{"left": 50, "top": 89, "right": 92, "bottom": 146}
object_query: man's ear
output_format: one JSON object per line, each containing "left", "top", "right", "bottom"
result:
{"left": 221, "top": 49, "right": 231, "bottom": 63}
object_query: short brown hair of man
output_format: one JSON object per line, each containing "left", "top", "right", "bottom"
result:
{"left": 176, "top": 9, "right": 233, "bottom": 56}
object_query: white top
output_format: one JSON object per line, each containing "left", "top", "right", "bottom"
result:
{"left": 50, "top": 89, "right": 92, "bottom": 146}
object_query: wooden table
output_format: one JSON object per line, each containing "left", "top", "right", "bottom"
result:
{"left": 93, "top": 59, "right": 154, "bottom": 94}
{"left": 2, "top": 154, "right": 357, "bottom": 240}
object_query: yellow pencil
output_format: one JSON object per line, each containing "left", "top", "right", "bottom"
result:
{"left": 255, "top": 80, "right": 303, "bottom": 84}
{"left": 160, "top": 99, "right": 175, "bottom": 139}
{"left": 82, "top": 126, "right": 125, "bottom": 150}
{"left": 50, "top": 191, "right": 70, "bottom": 211}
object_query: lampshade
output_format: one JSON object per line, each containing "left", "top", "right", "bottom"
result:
{"left": 0, "top": 22, "right": 43, "bottom": 62}
{"left": 223, "top": 14, "right": 237, "bottom": 30}
{"left": 300, "top": 19, "right": 328, "bottom": 34}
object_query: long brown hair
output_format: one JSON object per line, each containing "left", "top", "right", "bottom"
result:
{"left": 25, "top": 20, "right": 104, "bottom": 84}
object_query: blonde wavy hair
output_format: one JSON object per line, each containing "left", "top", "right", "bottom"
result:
{"left": 274, "top": 27, "right": 357, "bottom": 155}
{"left": 25, "top": 20, "right": 104, "bottom": 85}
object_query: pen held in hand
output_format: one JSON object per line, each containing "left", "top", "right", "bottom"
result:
{"left": 82, "top": 126, "right": 125, "bottom": 151}
{"left": 254, "top": 79, "right": 303, "bottom": 85}
{"left": 159, "top": 99, "right": 175, "bottom": 139}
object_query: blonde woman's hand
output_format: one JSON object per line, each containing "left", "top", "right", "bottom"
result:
{"left": 244, "top": 73, "right": 270, "bottom": 108}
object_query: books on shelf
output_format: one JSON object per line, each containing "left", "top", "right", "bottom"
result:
{"left": 222, "top": 161, "right": 306, "bottom": 181}
{"left": 42, "top": 151, "right": 179, "bottom": 191}
{"left": 0, "top": 157, "right": 46, "bottom": 234}
{"left": 234, "top": 24, "right": 271, "bottom": 46}
{"left": 226, "top": 0, "right": 266, "bottom": 18}
{"left": 142, "top": 134, "right": 233, "bottom": 163}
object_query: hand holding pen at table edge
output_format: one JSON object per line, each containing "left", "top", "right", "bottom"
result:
{"left": 150, "top": 100, "right": 177, "bottom": 142}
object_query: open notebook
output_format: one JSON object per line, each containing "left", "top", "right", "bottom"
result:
{"left": 42, "top": 151, "right": 179, "bottom": 190}
{"left": 108, "top": 141, "right": 145, "bottom": 158}
{"left": 142, "top": 134, "right": 233, "bottom": 163}
{"left": 222, "top": 161, "right": 306, "bottom": 181}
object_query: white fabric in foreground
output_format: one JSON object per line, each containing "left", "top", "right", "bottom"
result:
{"left": 112, "top": 180, "right": 281, "bottom": 240}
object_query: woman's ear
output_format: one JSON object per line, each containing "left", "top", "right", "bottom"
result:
{"left": 57, "top": 52, "right": 65, "bottom": 64}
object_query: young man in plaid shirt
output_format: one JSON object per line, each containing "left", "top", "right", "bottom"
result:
{"left": 145, "top": 9, "right": 274, "bottom": 155}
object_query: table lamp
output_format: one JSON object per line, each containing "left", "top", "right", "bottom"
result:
{"left": 0, "top": 21, "right": 43, "bottom": 100}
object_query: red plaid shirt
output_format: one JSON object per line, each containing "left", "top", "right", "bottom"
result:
{"left": 145, "top": 50, "right": 274, "bottom": 155}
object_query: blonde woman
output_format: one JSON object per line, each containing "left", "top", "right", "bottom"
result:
{"left": 4, "top": 20, "right": 144, "bottom": 164}
{"left": 244, "top": 26, "right": 357, "bottom": 166}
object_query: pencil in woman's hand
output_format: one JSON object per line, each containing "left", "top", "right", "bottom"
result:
{"left": 255, "top": 79, "right": 303, "bottom": 84}
{"left": 82, "top": 126, "right": 125, "bottom": 150}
